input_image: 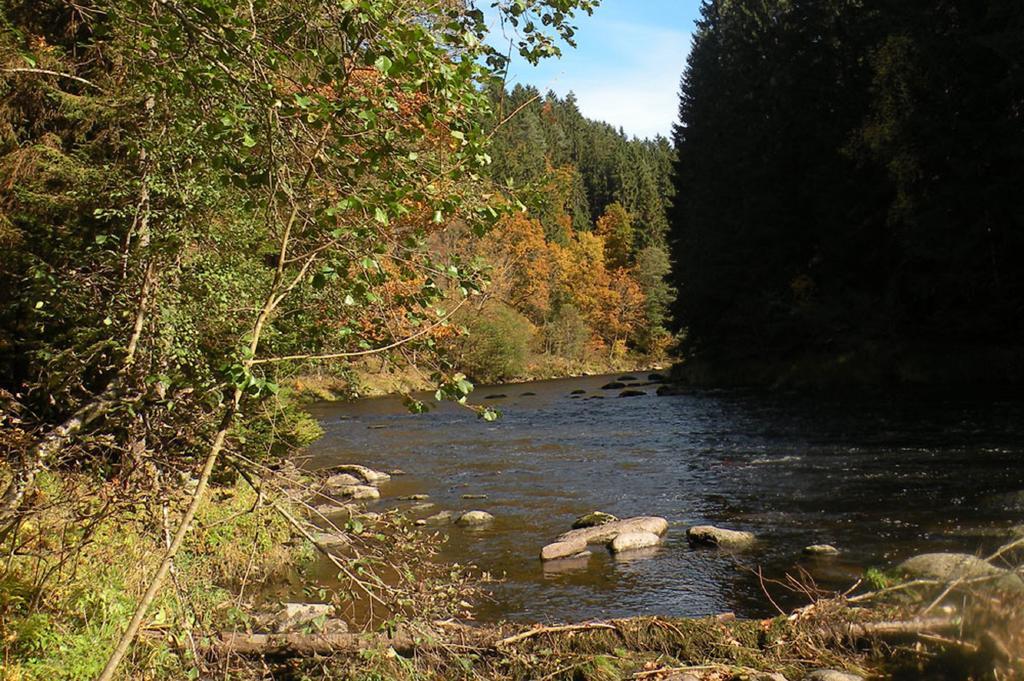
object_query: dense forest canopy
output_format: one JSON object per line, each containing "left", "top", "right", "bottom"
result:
{"left": 449, "top": 85, "right": 676, "bottom": 380}
{"left": 670, "top": 0, "right": 1024, "bottom": 382}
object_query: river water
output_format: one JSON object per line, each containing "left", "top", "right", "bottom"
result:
{"left": 304, "top": 374, "right": 1024, "bottom": 623}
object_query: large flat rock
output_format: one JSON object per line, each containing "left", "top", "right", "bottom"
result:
{"left": 556, "top": 516, "right": 669, "bottom": 546}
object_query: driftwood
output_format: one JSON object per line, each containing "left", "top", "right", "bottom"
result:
{"left": 206, "top": 616, "right": 959, "bottom": 659}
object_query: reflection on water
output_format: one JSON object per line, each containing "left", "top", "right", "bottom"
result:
{"left": 304, "top": 375, "right": 1024, "bottom": 623}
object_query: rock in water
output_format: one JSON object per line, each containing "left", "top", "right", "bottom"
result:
{"left": 415, "top": 511, "right": 454, "bottom": 526}
{"left": 321, "top": 464, "right": 390, "bottom": 485}
{"left": 572, "top": 511, "right": 619, "bottom": 529}
{"left": 337, "top": 485, "right": 380, "bottom": 500}
{"left": 541, "top": 537, "right": 588, "bottom": 561}
{"left": 897, "top": 552, "right": 1004, "bottom": 580}
{"left": 570, "top": 389, "right": 586, "bottom": 395}
{"left": 272, "top": 603, "right": 334, "bottom": 633}
{"left": 324, "top": 473, "right": 361, "bottom": 489}
{"left": 557, "top": 516, "right": 669, "bottom": 546}
{"left": 619, "top": 389, "right": 646, "bottom": 398}
{"left": 600, "top": 381, "right": 626, "bottom": 390}
{"left": 610, "top": 531, "right": 662, "bottom": 553}
{"left": 686, "top": 525, "right": 756, "bottom": 549}
{"left": 803, "top": 671, "right": 864, "bottom": 681}
{"left": 455, "top": 510, "right": 494, "bottom": 526}
{"left": 803, "top": 544, "right": 840, "bottom": 556}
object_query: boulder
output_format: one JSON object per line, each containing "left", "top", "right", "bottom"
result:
{"left": 336, "top": 485, "right": 380, "bottom": 501}
{"left": 803, "top": 671, "right": 864, "bottom": 681}
{"left": 541, "top": 536, "right": 588, "bottom": 561}
{"left": 456, "top": 510, "right": 495, "bottom": 526}
{"left": 322, "top": 464, "right": 390, "bottom": 485}
{"left": 415, "top": 511, "right": 454, "bottom": 526}
{"left": 804, "top": 544, "right": 840, "bottom": 556}
{"left": 600, "top": 382, "right": 626, "bottom": 390}
{"left": 897, "top": 553, "right": 1004, "bottom": 581}
{"left": 610, "top": 531, "right": 662, "bottom": 553}
{"left": 272, "top": 603, "right": 334, "bottom": 633}
{"left": 686, "top": 525, "right": 756, "bottom": 549}
{"left": 619, "top": 389, "right": 646, "bottom": 398}
{"left": 557, "top": 516, "right": 669, "bottom": 546}
{"left": 324, "top": 473, "right": 361, "bottom": 489}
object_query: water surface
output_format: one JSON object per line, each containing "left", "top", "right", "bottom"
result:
{"left": 304, "top": 375, "right": 1024, "bottom": 622}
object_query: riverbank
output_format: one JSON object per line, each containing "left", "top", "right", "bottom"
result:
{"left": 288, "top": 354, "right": 668, "bottom": 401}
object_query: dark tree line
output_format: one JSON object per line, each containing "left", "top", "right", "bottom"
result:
{"left": 670, "top": 0, "right": 1024, "bottom": 379}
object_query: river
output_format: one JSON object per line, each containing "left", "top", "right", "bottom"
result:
{"left": 303, "top": 374, "right": 1024, "bottom": 623}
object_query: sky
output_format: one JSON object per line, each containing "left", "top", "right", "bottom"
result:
{"left": 486, "top": 0, "right": 703, "bottom": 140}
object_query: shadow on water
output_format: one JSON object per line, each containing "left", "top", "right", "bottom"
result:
{"left": 304, "top": 375, "right": 1024, "bottom": 623}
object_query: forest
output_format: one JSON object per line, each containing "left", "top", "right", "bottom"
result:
{"left": 670, "top": 0, "right": 1024, "bottom": 385}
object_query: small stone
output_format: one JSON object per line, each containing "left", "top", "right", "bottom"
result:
{"left": 400, "top": 494, "right": 430, "bottom": 501}
{"left": 485, "top": 394, "right": 508, "bottom": 399}
{"left": 322, "top": 619, "right": 349, "bottom": 634}
{"left": 619, "top": 389, "right": 646, "bottom": 398}
{"left": 686, "top": 525, "right": 756, "bottom": 549}
{"left": 461, "top": 494, "right": 488, "bottom": 500}
{"left": 311, "top": 532, "right": 348, "bottom": 550}
{"left": 570, "top": 389, "right": 587, "bottom": 395}
{"left": 803, "top": 670, "right": 864, "bottom": 681}
{"left": 541, "top": 537, "right": 588, "bottom": 561}
{"left": 388, "top": 469, "right": 407, "bottom": 476}
{"left": 600, "top": 381, "right": 626, "bottom": 390}
{"left": 610, "top": 531, "right": 662, "bottom": 553}
{"left": 804, "top": 544, "right": 840, "bottom": 556}
{"left": 521, "top": 392, "right": 537, "bottom": 396}
{"left": 572, "top": 511, "right": 619, "bottom": 529}
{"left": 455, "top": 510, "right": 494, "bottom": 526}
{"left": 409, "top": 502, "right": 435, "bottom": 512}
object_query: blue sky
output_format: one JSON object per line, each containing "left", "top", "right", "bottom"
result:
{"left": 486, "top": 0, "right": 703, "bottom": 140}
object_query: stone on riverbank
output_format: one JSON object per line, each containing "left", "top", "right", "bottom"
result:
{"left": 897, "top": 552, "right": 1004, "bottom": 581}
{"left": 541, "top": 537, "right": 588, "bottom": 561}
{"left": 557, "top": 516, "right": 668, "bottom": 546}
{"left": 803, "top": 670, "right": 864, "bottom": 681}
{"left": 572, "top": 511, "right": 619, "bottom": 529}
{"left": 272, "top": 603, "right": 333, "bottom": 633}
{"left": 311, "top": 532, "right": 349, "bottom": 550}
{"left": 686, "top": 525, "right": 756, "bottom": 549}
{"left": 610, "top": 531, "right": 662, "bottom": 553}
{"left": 804, "top": 544, "right": 840, "bottom": 556}
{"left": 322, "top": 464, "right": 391, "bottom": 485}
{"left": 455, "top": 510, "right": 494, "bottom": 526}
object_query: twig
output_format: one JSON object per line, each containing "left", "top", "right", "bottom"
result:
{"left": 495, "top": 621, "right": 618, "bottom": 647}
{"left": 1, "top": 67, "right": 105, "bottom": 91}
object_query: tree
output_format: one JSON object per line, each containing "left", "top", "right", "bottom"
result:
{"left": 595, "top": 202, "right": 635, "bottom": 268}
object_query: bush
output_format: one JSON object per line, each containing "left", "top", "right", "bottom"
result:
{"left": 458, "top": 304, "right": 534, "bottom": 383}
